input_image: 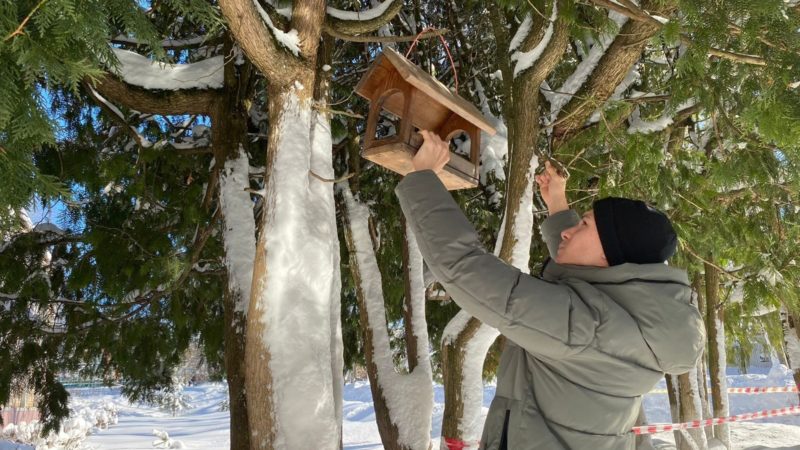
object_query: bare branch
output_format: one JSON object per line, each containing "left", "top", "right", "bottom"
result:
{"left": 324, "top": 0, "right": 404, "bottom": 37}
{"left": 324, "top": 26, "right": 447, "bottom": 43}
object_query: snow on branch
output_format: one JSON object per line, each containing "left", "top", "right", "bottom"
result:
{"left": 251, "top": 0, "right": 301, "bottom": 56}
{"left": 87, "top": 85, "right": 154, "bottom": 148}
{"left": 326, "top": 0, "right": 395, "bottom": 21}
{"left": 509, "top": 15, "right": 533, "bottom": 53}
{"left": 549, "top": 12, "right": 627, "bottom": 121}
{"left": 111, "top": 48, "right": 224, "bottom": 90}
{"left": 627, "top": 99, "right": 696, "bottom": 134}
{"left": 510, "top": 2, "right": 558, "bottom": 78}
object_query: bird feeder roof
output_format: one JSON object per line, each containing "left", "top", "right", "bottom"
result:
{"left": 356, "top": 47, "right": 496, "bottom": 135}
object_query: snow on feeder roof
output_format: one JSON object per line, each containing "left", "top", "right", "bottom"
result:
{"left": 356, "top": 47, "right": 496, "bottom": 190}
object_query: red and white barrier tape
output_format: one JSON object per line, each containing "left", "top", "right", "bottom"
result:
{"left": 444, "top": 404, "right": 800, "bottom": 445}
{"left": 632, "top": 405, "right": 800, "bottom": 435}
{"left": 649, "top": 386, "right": 798, "bottom": 395}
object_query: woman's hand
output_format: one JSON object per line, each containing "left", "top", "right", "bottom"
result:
{"left": 412, "top": 130, "right": 450, "bottom": 173}
{"left": 535, "top": 161, "right": 569, "bottom": 215}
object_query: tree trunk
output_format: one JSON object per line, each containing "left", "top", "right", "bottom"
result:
{"left": 665, "top": 374, "right": 683, "bottom": 448}
{"left": 678, "top": 369, "right": 708, "bottom": 450}
{"left": 439, "top": 3, "right": 571, "bottom": 445}
{"left": 244, "top": 79, "right": 341, "bottom": 449}
{"left": 213, "top": 35, "right": 256, "bottom": 450}
{"left": 224, "top": 285, "right": 251, "bottom": 450}
{"left": 780, "top": 304, "right": 800, "bottom": 403}
{"left": 705, "top": 262, "right": 729, "bottom": 448}
{"left": 692, "top": 274, "right": 713, "bottom": 441}
{"left": 441, "top": 315, "right": 499, "bottom": 449}
{"left": 341, "top": 189, "right": 433, "bottom": 450}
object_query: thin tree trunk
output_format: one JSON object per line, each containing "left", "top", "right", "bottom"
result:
{"left": 214, "top": 35, "right": 254, "bottom": 450}
{"left": 692, "top": 274, "right": 713, "bottom": 441}
{"left": 223, "top": 286, "right": 250, "bottom": 450}
{"left": 678, "top": 369, "right": 708, "bottom": 450}
{"left": 401, "top": 216, "right": 420, "bottom": 373}
{"left": 780, "top": 305, "right": 800, "bottom": 403}
{"left": 666, "top": 374, "right": 683, "bottom": 448}
{"left": 705, "top": 262, "right": 730, "bottom": 448}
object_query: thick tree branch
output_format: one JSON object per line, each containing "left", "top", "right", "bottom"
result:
{"left": 553, "top": 0, "right": 674, "bottom": 146}
{"left": 88, "top": 73, "right": 220, "bottom": 116}
{"left": 219, "top": 0, "right": 305, "bottom": 86}
{"left": 292, "top": 0, "right": 327, "bottom": 61}
{"left": 324, "top": 0, "right": 403, "bottom": 37}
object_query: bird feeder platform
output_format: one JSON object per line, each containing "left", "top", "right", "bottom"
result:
{"left": 355, "top": 47, "right": 496, "bottom": 190}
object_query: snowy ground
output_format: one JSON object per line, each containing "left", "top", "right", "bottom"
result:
{"left": 2, "top": 366, "right": 800, "bottom": 449}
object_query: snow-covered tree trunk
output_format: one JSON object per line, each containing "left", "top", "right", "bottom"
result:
{"left": 218, "top": 144, "right": 255, "bottom": 450}
{"left": 242, "top": 84, "right": 342, "bottom": 449}
{"left": 341, "top": 189, "right": 433, "bottom": 450}
{"left": 780, "top": 305, "right": 800, "bottom": 403}
{"left": 705, "top": 262, "right": 730, "bottom": 448}
{"left": 439, "top": 3, "right": 570, "bottom": 446}
{"left": 217, "top": 1, "right": 403, "bottom": 446}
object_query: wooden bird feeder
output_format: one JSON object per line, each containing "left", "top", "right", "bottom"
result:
{"left": 355, "top": 47, "right": 496, "bottom": 190}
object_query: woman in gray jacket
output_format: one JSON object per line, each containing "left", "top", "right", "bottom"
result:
{"left": 395, "top": 131, "right": 706, "bottom": 450}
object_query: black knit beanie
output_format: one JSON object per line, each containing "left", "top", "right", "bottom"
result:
{"left": 592, "top": 197, "right": 678, "bottom": 266}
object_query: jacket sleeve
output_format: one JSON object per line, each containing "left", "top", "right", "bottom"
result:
{"left": 395, "top": 171, "right": 598, "bottom": 359}
{"left": 540, "top": 209, "right": 580, "bottom": 259}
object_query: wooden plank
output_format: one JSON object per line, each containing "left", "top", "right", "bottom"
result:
{"left": 363, "top": 142, "right": 478, "bottom": 190}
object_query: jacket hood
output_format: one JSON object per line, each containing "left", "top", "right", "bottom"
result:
{"left": 542, "top": 259, "right": 706, "bottom": 374}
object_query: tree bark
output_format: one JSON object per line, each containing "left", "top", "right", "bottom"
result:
{"left": 678, "top": 368, "right": 708, "bottom": 450}
{"left": 665, "top": 374, "right": 683, "bottom": 448}
{"left": 220, "top": 2, "right": 343, "bottom": 448}
{"left": 692, "top": 274, "right": 713, "bottom": 441}
{"left": 343, "top": 208, "right": 403, "bottom": 449}
{"left": 705, "top": 261, "right": 730, "bottom": 448}
{"left": 214, "top": 35, "right": 255, "bottom": 450}
{"left": 341, "top": 190, "right": 433, "bottom": 450}
{"left": 780, "top": 305, "right": 800, "bottom": 403}
{"left": 224, "top": 284, "right": 251, "bottom": 450}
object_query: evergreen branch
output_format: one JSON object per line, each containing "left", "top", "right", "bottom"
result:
{"left": 588, "top": 0, "right": 768, "bottom": 66}
{"left": 678, "top": 34, "right": 767, "bottom": 66}
{"left": 681, "top": 241, "right": 744, "bottom": 281}
{"left": 3, "top": 0, "right": 49, "bottom": 42}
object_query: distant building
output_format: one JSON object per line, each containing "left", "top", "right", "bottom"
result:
{"left": 1, "top": 389, "right": 39, "bottom": 425}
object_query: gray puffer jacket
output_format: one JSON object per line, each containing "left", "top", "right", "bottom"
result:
{"left": 395, "top": 170, "right": 706, "bottom": 450}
